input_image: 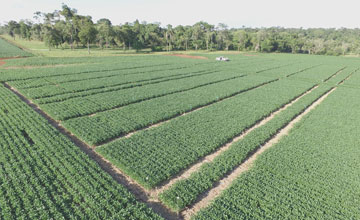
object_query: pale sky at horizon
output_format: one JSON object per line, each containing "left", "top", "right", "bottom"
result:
{"left": 1, "top": 0, "right": 360, "bottom": 28}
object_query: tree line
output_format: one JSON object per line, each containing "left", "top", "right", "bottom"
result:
{"left": 1, "top": 4, "right": 360, "bottom": 55}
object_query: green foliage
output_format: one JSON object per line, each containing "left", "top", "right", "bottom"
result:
{"left": 1, "top": 52, "right": 360, "bottom": 219}
{"left": 0, "top": 37, "right": 32, "bottom": 58}
{"left": 96, "top": 79, "right": 316, "bottom": 189}
{"left": 193, "top": 85, "right": 360, "bottom": 220}
{"left": 159, "top": 84, "right": 336, "bottom": 211}
{"left": 0, "top": 85, "right": 162, "bottom": 219}
{"left": 4, "top": 5, "right": 360, "bottom": 55}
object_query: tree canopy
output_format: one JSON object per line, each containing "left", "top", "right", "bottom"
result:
{"left": 2, "top": 5, "right": 360, "bottom": 56}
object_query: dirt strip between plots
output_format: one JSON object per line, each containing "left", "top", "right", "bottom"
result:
{"left": 3, "top": 82, "right": 181, "bottom": 220}
{"left": 151, "top": 84, "right": 319, "bottom": 198}
{"left": 181, "top": 86, "right": 337, "bottom": 220}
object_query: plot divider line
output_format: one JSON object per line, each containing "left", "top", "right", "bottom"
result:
{"left": 151, "top": 83, "right": 319, "bottom": 198}
{"left": 181, "top": 86, "right": 337, "bottom": 220}
{"left": 2, "top": 82, "right": 181, "bottom": 220}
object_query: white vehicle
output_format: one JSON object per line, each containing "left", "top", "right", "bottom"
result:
{"left": 215, "top": 56, "right": 230, "bottom": 61}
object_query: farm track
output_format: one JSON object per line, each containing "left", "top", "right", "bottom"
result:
{"left": 181, "top": 86, "right": 338, "bottom": 220}
{"left": 35, "top": 69, "right": 219, "bottom": 101}
{"left": 3, "top": 82, "right": 182, "bottom": 220}
{"left": 92, "top": 64, "right": 320, "bottom": 146}
{"left": 152, "top": 84, "right": 319, "bottom": 197}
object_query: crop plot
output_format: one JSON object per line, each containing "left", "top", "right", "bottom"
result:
{"left": 0, "top": 37, "right": 32, "bottom": 58}
{"left": 1, "top": 53, "right": 359, "bottom": 219}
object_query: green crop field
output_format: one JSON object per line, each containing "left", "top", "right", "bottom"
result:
{"left": 0, "top": 37, "right": 32, "bottom": 58}
{"left": 1, "top": 51, "right": 360, "bottom": 219}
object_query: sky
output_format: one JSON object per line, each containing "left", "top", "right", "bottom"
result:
{"left": 1, "top": 0, "right": 360, "bottom": 28}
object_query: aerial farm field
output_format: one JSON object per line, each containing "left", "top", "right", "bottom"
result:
{"left": 0, "top": 38, "right": 360, "bottom": 219}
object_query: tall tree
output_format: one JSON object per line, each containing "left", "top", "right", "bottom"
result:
{"left": 60, "top": 4, "right": 77, "bottom": 49}
{"left": 78, "top": 17, "right": 97, "bottom": 54}
{"left": 7, "top": 20, "right": 20, "bottom": 40}
{"left": 97, "top": 18, "right": 114, "bottom": 48}
{"left": 165, "top": 24, "right": 174, "bottom": 51}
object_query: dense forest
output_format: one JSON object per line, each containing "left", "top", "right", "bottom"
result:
{"left": 1, "top": 4, "right": 360, "bottom": 55}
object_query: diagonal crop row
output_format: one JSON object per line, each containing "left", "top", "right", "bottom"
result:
{"left": 61, "top": 63, "right": 319, "bottom": 146}
{"left": 63, "top": 75, "right": 278, "bottom": 146}
{"left": 0, "top": 54, "right": 212, "bottom": 81}
{"left": 12, "top": 54, "right": 270, "bottom": 90}
{"left": 158, "top": 84, "right": 333, "bottom": 211}
{"left": 170, "top": 67, "right": 357, "bottom": 217}
{"left": 18, "top": 57, "right": 287, "bottom": 100}
{"left": 37, "top": 60, "right": 324, "bottom": 120}
{"left": 39, "top": 70, "right": 249, "bottom": 120}
{"left": 95, "top": 78, "right": 317, "bottom": 189}
{"left": 9, "top": 60, "right": 215, "bottom": 89}
{"left": 0, "top": 84, "right": 163, "bottom": 219}
{"left": 20, "top": 67, "right": 218, "bottom": 100}
{"left": 193, "top": 83, "right": 360, "bottom": 220}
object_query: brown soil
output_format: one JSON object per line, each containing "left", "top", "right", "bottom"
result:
{"left": 167, "top": 54, "right": 208, "bottom": 60}
{"left": 182, "top": 86, "right": 336, "bottom": 220}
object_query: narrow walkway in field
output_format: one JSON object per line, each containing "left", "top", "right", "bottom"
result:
{"left": 3, "top": 82, "right": 181, "bottom": 220}
{"left": 181, "top": 86, "right": 337, "bottom": 220}
{"left": 151, "top": 84, "right": 319, "bottom": 198}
